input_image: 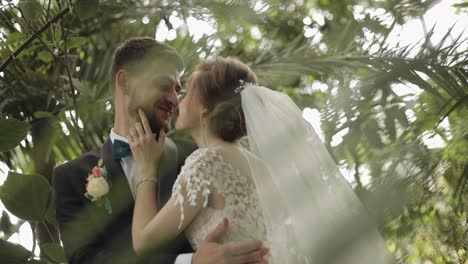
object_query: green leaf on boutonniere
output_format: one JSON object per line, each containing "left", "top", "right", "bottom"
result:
{"left": 104, "top": 197, "right": 112, "bottom": 215}
{"left": 98, "top": 158, "right": 103, "bottom": 167}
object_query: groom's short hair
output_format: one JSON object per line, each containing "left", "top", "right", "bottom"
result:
{"left": 109, "top": 37, "right": 184, "bottom": 92}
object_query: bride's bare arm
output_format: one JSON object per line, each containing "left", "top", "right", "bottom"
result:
{"left": 128, "top": 109, "right": 204, "bottom": 255}
{"left": 132, "top": 174, "right": 204, "bottom": 254}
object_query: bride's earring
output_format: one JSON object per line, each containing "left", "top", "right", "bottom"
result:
{"left": 201, "top": 115, "right": 207, "bottom": 147}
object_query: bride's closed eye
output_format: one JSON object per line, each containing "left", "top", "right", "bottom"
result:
{"left": 178, "top": 90, "right": 187, "bottom": 100}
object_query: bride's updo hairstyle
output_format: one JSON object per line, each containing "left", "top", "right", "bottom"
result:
{"left": 189, "top": 57, "right": 257, "bottom": 142}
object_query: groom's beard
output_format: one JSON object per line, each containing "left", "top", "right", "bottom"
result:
{"left": 143, "top": 108, "right": 168, "bottom": 134}
{"left": 140, "top": 106, "right": 172, "bottom": 134}
{"left": 128, "top": 105, "right": 165, "bottom": 135}
{"left": 128, "top": 94, "right": 174, "bottom": 135}
{"left": 147, "top": 111, "right": 165, "bottom": 133}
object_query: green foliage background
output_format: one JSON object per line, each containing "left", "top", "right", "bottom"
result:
{"left": 0, "top": 0, "right": 466, "bottom": 263}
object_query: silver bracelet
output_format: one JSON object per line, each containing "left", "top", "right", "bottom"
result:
{"left": 136, "top": 178, "right": 158, "bottom": 189}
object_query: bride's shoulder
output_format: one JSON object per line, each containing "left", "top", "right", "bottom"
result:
{"left": 184, "top": 147, "right": 222, "bottom": 166}
{"left": 179, "top": 148, "right": 225, "bottom": 179}
{"left": 238, "top": 148, "right": 270, "bottom": 172}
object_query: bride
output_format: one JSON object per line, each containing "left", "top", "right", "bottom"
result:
{"left": 128, "top": 57, "right": 396, "bottom": 263}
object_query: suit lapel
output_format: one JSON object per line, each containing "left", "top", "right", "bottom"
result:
{"left": 100, "top": 139, "right": 134, "bottom": 217}
{"left": 157, "top": 138, "right": 179, "bottom": 209}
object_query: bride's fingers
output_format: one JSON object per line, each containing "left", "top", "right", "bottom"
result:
{"left": 130, "top": 128, "right": 137, "bottom": 141}
{"left": 135, "top": 122, "right": 145, "bottom": 139}
{"left": 229, "top": 247, "right": 267, "bottom": 263}
{"left": 226, "top": 240, "right": 263, "bottom": 256}
{"left": 138, "top": 109, "right": 151, "bottom": 135}
{"left": 127, "top": 135, "right": 136, "bottom": 153}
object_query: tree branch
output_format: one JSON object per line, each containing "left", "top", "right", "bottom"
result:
{"left": 15, "top": 6, "right": 69, "bottom": 69}
{"left": 433, "top": 94, "right": 468, "bottom": 130}
{"left": 57, "top": 0, "right": 93, "bottom": 151}
{"left": 0, "top": 6, "right": 70, "bottom": 72}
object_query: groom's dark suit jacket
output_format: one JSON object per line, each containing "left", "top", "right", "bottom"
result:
{"left": 52, "top": 137, "right": 196, "bottom": 264}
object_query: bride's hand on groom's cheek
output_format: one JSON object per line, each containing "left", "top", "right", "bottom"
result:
{"left": 128, "top": 109, "right": 165, "bottom": 175}
{"left": 193, "top": 218, "right": 269, "bottom": 264}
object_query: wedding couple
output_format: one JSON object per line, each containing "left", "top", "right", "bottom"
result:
{"left": 53, "top": 37, "right": 395, "bottom": 264}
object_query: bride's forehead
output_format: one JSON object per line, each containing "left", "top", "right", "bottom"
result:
{"left": 185, "top": 71, "right": 201, "bottom": 90}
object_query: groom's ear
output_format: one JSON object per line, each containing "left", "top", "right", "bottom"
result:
{"left": 116, "top": 70, "right": 129, "bottom": 95}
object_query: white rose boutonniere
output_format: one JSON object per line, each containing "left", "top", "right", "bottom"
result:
{"left": 87, "top": 177, "right": 109, "bottom": 199}
{"left": 84, "top": 159, "right": 112, "bottom": 214}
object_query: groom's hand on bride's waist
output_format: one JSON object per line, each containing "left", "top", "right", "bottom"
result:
{"left": 192, "top": 218, "right": 269, "bottom": 264}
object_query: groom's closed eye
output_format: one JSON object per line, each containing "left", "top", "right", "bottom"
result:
{"left": 153, "top": 76, "right": 181, "bottom": 93}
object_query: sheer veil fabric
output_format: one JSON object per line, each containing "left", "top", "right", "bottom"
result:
{"left": 240, "top": 84, "right": 396, "bottom": 263}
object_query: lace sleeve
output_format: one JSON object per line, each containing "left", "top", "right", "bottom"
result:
{"left": 171, "top": 148, "right": 218, "bottom": 229}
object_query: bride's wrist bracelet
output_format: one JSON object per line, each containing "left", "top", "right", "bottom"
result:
{"left": 136, "top": 178, "right": 158, "bottom": 189}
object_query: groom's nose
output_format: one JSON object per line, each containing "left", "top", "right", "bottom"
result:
{"left": 166, "top": 87, "right": 179, "bottom": 111}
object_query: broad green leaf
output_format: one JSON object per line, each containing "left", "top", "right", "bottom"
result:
{"left": 0, "top": 172, "right": 50, "bottom": 221}
{"left": 41, "top": 243, "right": 66, "bottom": 263}
{"left": 0, "top": 117, "right": 30, "bottom": 152}
{"left": 37, "top": 51, "right": 54, "bottom": 63}
{"left": 19, "top": 0, "right": 43, "bottom": 21}
{"left": 75, "top": 0, "right": 99, "bottom": 21}
{"left": 0, "top": 239, "right": 31, "bottom": 263}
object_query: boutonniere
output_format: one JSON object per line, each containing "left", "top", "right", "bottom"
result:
{"left": 84, "top": 159, "right": 112, "bottom": 214}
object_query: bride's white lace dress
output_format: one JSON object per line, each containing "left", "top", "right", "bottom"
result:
{"left": 169, "top": 145, "right": 394, "bottom": 264}
{"left": 171, "top": 147, "right": 269, "bottom": 249}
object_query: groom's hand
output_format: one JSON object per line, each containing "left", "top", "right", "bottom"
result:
{"left": 192, "top": 218, "right": 269, "bottom": 264}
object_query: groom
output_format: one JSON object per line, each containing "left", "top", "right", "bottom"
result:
{"left": 53, "top": 37, "right": 268, "bottom": 264}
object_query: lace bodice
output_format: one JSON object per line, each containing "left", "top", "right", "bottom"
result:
{"left": 171, "top": 147, "right": 267, "bottom": 249}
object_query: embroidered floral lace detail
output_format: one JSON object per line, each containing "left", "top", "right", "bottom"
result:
{"left": 171, "top": 148, "right": 267, "bottom": 247}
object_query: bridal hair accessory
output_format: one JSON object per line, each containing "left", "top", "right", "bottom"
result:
{"left": 201, "top": 115, "right": 207, "bottom": 146}
{"left": 84, "top": 159, "right": 112, "bottom": 214}
{"left": 234, "top": 79, "right": 256, "bottom": 94}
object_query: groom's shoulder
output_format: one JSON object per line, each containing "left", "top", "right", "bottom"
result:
{"left": 53, "top": 148, "right": 101, "bottom": 181}
{"left": 165, "top": 137, "right": 177, "bottom": 152}
{"left": 168, "top": 135, "right": 197, "bottom": 160}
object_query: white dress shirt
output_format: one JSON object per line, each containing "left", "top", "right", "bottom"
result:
{"left": 110, "top": 129, "right": 193, "bottom": 264}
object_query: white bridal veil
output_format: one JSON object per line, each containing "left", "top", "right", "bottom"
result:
{"left": 240, "top": 83, "right": 396, "bottom": 263}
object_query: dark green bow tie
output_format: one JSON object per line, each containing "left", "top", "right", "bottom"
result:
{"left": 113, "top": 139, "right": 132, "bottom": 159}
